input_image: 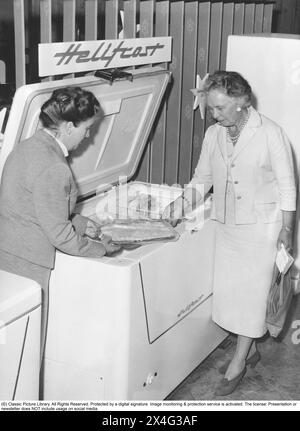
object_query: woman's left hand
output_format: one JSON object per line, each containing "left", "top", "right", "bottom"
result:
{"left": 277, "top": 228, "right": 293, "bottom": 253}
{"left": 85, "top": 219, "right": 102, "bottom": 239}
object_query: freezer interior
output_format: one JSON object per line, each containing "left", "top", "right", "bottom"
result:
{"left": 92, "top": 181, "right": 180, "bottom": 222}
{"left": 78, "top": 180, "right": 207, "bottom": 234}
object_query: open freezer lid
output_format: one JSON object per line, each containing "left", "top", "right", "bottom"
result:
{"left": 0, "top": 66, "right": 170, "bottom": 197}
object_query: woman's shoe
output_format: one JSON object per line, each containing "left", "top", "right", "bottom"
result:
{"left": 218, "top": 350, "right": 261, "bottom": 374}
{"left": 214, "top": 367, "right": 247, "bottom": 397}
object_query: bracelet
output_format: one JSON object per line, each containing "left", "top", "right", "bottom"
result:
{"left": 283, "top": 226, "right": 293, "bottom": 233}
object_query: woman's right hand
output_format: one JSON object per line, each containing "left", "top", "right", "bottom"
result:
{"left": 162, "top": 198, "right": 184, "bottom": 227}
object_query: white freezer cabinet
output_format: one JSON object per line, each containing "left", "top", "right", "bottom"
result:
{"left": 0, "top": 270, "right": 41, "bottom": 400}
{"left": 43, "top": 188, "right": 227, "bottom": 400}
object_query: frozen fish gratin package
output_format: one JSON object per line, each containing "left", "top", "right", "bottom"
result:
{"left": 100, "top": 219, "right": 179, "bottom": 245}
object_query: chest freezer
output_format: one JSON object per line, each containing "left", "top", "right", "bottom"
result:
{"left": 0, "top": 66, "right": 227, "bottom": 400}
{"left": 0, "top": 270, "right": 41, "bottom": 400}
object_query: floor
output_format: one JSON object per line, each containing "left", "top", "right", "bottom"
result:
{"left": 166, "top": 293, "right": 300, "bottom": 401}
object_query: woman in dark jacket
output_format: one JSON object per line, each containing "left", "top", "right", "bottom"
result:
{"left": 0, "top": 86, "right": 120, "bottom": 363}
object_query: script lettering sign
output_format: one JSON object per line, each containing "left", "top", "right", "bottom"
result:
{"left": 38, "top": 37, "right": 172, "bottom": 77}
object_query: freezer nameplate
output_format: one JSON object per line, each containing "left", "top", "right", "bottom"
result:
{"left": 138, "top": 219, "right": 216, "bottom": 343}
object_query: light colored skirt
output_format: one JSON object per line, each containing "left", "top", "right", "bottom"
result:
{"left": 212, "top": 220, "right": 282, "bottom": 338}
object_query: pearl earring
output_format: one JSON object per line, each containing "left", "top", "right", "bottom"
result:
{"left": 237, "top": 107, "right": 241, "bottom": 112}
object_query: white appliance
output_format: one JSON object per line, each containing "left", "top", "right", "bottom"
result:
{"left": 0, "top": 270, "right": 41, "bottom": 400}
{"left": 226, "top": 34, "right": 300, "bottom": 294}
{"left": 0, "top": 66, "right": 227, "bottom": 400}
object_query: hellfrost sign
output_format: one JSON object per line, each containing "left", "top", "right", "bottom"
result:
{"left": 38, "top": 37, "right": 172, "bottom": 77}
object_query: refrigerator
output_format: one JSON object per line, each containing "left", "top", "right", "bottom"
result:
{"left": 0, "top": 66, "right": 227, "bottom": 400}
{"left": 227, "top": 34, "right": 300, "bottom": 294}
{"left": 0, "top": 270, "right": 41, "bottom": 400}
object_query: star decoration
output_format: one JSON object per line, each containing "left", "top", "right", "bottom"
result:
{"left": 190, "top": 73, "right": 209, "bottom": 119}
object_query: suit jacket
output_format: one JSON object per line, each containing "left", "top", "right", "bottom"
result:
{"left": 188, "top": 107, "right": 296, "bottom": 224}
{"left": 0, "top": 129, "right": 105, "bottom": 269}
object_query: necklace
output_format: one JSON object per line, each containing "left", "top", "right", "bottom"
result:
{"left": 227, "top": 109, "right": 250, "bottom": 145}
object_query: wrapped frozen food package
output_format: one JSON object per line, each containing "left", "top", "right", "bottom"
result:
{"left": 100, "top": 219, "right": 179, "bottom": 245}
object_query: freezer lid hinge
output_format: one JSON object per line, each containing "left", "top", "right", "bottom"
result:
{"left": 94, "top": 68, "right": 133, "bottom": 85}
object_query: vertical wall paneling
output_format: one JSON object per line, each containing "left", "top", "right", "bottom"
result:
{"left": 63, "top": 0, "right": 76, "bottom": 41}
{"left": 150, "top": 0, "right": 169, "bottom": 184}
{"left": 254, "top": 3, "right": 264, "bottom": 33}
{"left": 105, "top": 0, "right": 120, "bottom": 39}
{"left": 220, "top": 2, "right": 234, "bottom": 69}
{"left": 139, "top": 0, "right": 155, "bottom": 39}
{"left": 40, "top": 0, "right": 52, "bottom": 43}
{"left": 85, "top": 0, "right": 98, "bottom": 40}
{"left": 63, "top": 0, "right": 76, "bottom": 80}
{"left": 191, "top": 1, "right": 210, "bottom": 174}
{"left": 123, "top": 0, "right": 139, "bottom": 76}
{"left": 244, "top": 3, "right": 255, "bottom": 34}
{"left": 27, "top": 1, "right": 41, "bottom": 84}
{"left": 206, "top": 2, "right": 222, "bottom": 130}
{"left": 97, "top": 0, "right": 106, "bottom": 39}
{"left": 263, "top": 4, "right": 273, "bottom": 32}
{"left": 208, "top": 3, "right": 223, "bottom": 73}
{"left": 40, "top": 0, "right": 53, "bottom": 81}
{"left": 13, "top": 0, "right": 26, "bottom": 88}
{"left": 233, "top": 2, "right": 245, "bottom": 34}
{"left": 136, "top": 0, "right": 155, "bottom": 183}
{"left": 294, "top": 0, "right": 300, "bottom": 35}
{"left": 275, "top": 0, "right": 294, "bottom": 34}
{"left": 164, "top": 1, "right": 184, "bottom": 185}
{"left": 123, "top": 0, "right": 139, "bottom": 39}
{"left": 178, "top": 2, "right": 198, "bottom": 185}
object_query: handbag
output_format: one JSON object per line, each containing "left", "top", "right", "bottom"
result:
{"left": 266, "top": 263, "right": 294, "bottom": 337}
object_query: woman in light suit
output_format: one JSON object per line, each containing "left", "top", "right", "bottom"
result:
{"left": 164, "top": 71, "right": 296, "bottom": 396}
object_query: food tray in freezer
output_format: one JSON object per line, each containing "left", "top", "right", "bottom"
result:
{"left": 99, "top": 219, "right": 180, "bottom": 245}
{"left": 92, "top": 182, "right": 183, "bottom": 222}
